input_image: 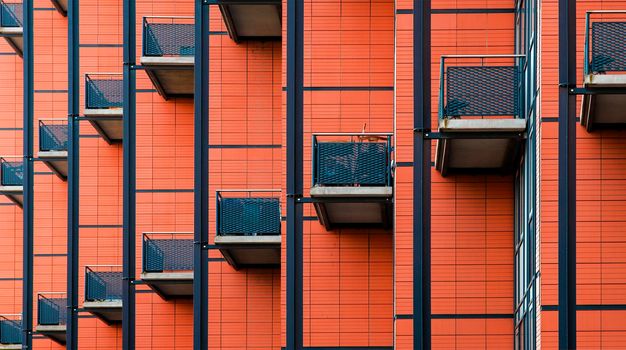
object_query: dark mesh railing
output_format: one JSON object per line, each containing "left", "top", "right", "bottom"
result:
{"left": 39, "top": 120, "right": 68, "bottom": 152}
{"left": 85, "top": 73, "right": 123, "bottom": 110}
{"left": 0, "top": 158, "right": 22, "bottom": 186}
{"left": 143, "top": 16, "right": 194, "bottom": 57}
{"left": 0, "top": 0, "right": 22, "bottom": 27}
{"left": 37, "top": 293, "right": 67, "bottom": 326}
{"left": 217, "top": 191, "right": 281, "bottom": 236}
{"left": 585, "top": 11, "right": 626, "bottom": 74}
{"left": 142, "top": 233, "right": 193, "bottom": 273}
{"left": 85, "top": 266, "right": 122, "bottom": 302}
{"left": 312, "top": 134, "right": 393, "bottom": 187}
{"left": 439, "top": 55, "right": 524, "bottom": 119}
{"left": 0, "top": 315, "right": 21, "bottom": 344}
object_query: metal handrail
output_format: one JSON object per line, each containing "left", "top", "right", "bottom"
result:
{"left": 84, "top": 73, "right": 123, "bottom": 110}
{"left": 142, "top": 232, "right": 194, "bottom": 273}
{"left": 0, "top": 0, "right": 22, "bottom": 28}
{"left": 216, "top": 190, "right": 282, "bottom": 236}
{"left": 142, "top": 16, "right": 195, "bottom": 57}
{"left": 312, "top": 133, "right": 393, "bottom": 187}
{"left": 439, "top": 54, "right": 526, "bottom": 120}
{"left": 39, "top": 119, "right": 68, "bottom": 152}
{"left": 584, "top": 11, "right": 626, "bottom": 75}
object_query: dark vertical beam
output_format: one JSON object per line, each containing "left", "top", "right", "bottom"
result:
{"left": 193, "top": 0, "right": 209, "bottom": 348}
{"left": 21, "top": 0, "right": 34, "bottom": 347}
{"left": 414, "top": 1, "right": 431, "bottom": 349}
{"left": 66, "top": 0, "right": 80, "bottom": 347}
{"left": 285, "top": 0, "right": 303, "bottom": 348}
{"left": 122, "top": 0, "right": 136, "bottom": 347}
{"left": 558, "top": 0, "right": 576, "bottom": 349}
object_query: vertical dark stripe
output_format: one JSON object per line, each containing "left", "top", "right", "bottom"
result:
{"left": 286, "top": 0, "right": 304, "bottom": 348}
{"left": 122, "top": 0, "right": 136, "bottom": 347}
{"left": 193, "top": 0, "right": 209, "bottom": 348}
{"left": 66, "top": 0, "right": 80, "bottom": 347}
{"left": 558, "top": 0, "right": 576, "bottom": 348}
{"left": 21, "top": 0, "right": 34, "bottom": 348}
{"left": 414, "top": 1, "right": 431, "bottom": 349}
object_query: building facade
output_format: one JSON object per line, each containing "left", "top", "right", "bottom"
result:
{"left": 0, "top": 0, "right": 624, "bottom": 349}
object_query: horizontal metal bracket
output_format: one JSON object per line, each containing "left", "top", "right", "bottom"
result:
{"left": 298, "top": 197, "right": 392, "bottom": 204}
{"left": 569, "top": 87, "right": 626, "bottom": 95}
{"left": 415, "top": 129, "right": 526, "bottom": 140}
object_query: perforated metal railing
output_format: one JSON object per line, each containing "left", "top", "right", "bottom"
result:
{"left": 143, "top": 16, "right": 194, "bottom": 57}
{"left": 85, "top": 266, "right": 122, "bottom": 302}
{"left": 439, "top": 55, "right": 524, "bottom": 119}
{"left": 85, "top": 73, "right": 123, "bottom": 109}
{"left": 217, "top": 190, "right": 281, "bottom": 236}
{"left": 39, "top": 120, "right": 68, "bottom": 152}
{"left": 142, "top": 232, "right": 193, "bottom": 273}
{"left": 585, "top": 11, "right": 626, "bottom": 74}
{"left": 0, "top": 0, "right": 22, "bottom": 27}
{"left": 312, "top": 133, "right": 393, "bottom": 187}
{"left": 0, "top": 315, "right": 21, "bottom": 344}
{"left": 37, "top": 293, "right": 67, "bottom": 326}
{"left": 0, "top": 157, "right": 22, "bottom": 186}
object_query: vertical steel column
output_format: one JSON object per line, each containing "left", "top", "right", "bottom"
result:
{"left": 414, "top": 1, "right": 431, "bottom": 349}
{"left": 66, "top": 0, "right": 80, "bottom": 347}
{"left": 122, "top": 0, "right": 136, "bottom": 347}
{"left": 21, "top": 0, "right": 34, "bottom": 347}
{"left": 193, "top": 0, "right": 209, "bottom": 348}
{"left": 558, "top": 0, "right": 576, "bottom": 348}
{"left": 285, "top": 0, "right": 303, "bottom": 348}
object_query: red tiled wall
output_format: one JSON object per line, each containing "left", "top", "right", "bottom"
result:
{"left": 395, "top": 1, "right": 515, "bottom": 348}
{"left": 540, "top": 1, "right": 626, "bottom": 348}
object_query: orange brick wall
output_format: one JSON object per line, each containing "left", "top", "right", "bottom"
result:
{"left": 0, "top": 13, "right": 23, "bottom": 322}
{"left": 540, "top": 1, "right": 626, "bottom": 349}
{"left": 395, "top": 1, "right": 516, "bottom": 348}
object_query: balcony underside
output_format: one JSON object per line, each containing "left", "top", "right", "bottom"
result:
{"left": 218, "top": 0, "right": 282, "bottom": 42}
{"left": 310, "top": 186, "right": 393, "bottom": 231}
{"left": 0, "top": 186, "right": 23, "bottom": 208}
{"left": 50, "top": 0, "right": 67, "bottom": 15}
{"left": 83, "top": 300, "right": 122, "bottom": 324}
{"left": 39, "top": 151, "right": 68, "bottom": 180}
{"left": 141, "top": 272, "right": 193, "bottom": 300}
{"left": 35, "top": 325, "right": 66, "bottom": 345}
{"left": 0, "top": 344, "right": 21, "bottom": 350}
{"left": 141, "top": 57, "right": 194, "bottom": 99}
{"left": 0, "top": 27, "right": 23, "bottom": 57}
{"left": 581, "top": 74, "right": 626, "bottom": 131}
{"left": 84, "top": 108, "right": 123, "bottom": 144}
{"left": 435, "top": 119, "right": 526, "bottom": 177}
{"left": 215, "top": 235, "right": 281, "bottom": 269}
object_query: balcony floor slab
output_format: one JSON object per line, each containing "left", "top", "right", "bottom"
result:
{"left": 215, "top": 235, "right": 281, "bottom": 269}
{"left": 581, "top": 73, "right": 626, "bottom": 131}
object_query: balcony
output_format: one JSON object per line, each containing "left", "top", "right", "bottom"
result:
{"left": 215, "top": 190, "right": 281, "bottom": 269}
{"left": 310, "top": 133, "right": 393, "bottom": 230}
{"left": 0, "top": 0, "right": 22, "bottom": 57}
{"left": 83, "top": 265, "right": 122, "bottom": 324}
{"left": 38, "top": 120, "right": 68, "bottom": 180}
{"left": 84, "top": 73, "right": 123, "bottom": 144}
{"left": 0, "top": 315, "right": 20, "bottom": 350}
{"left": 581, "top": 11, "right": 626, "bottom": 131}
{"left": 49, "top": 0, "right": 66, "bottom": 16}
{"left": 141, "top": 16, "right": 194, "bottom": 99}
{"left": 35, "top": 293, "right": 66, "bottom": 345}
{"left": 217, "top": 0, "right": 281, "bottom": 43}
{"left": 141, "top": 232, "right": 193, "bottom": 299}
{"left": 435, "top": 55, "right": 526, "bottom": 176}
{"left": 0, "top": 157, "right": 22, "bottom": 207}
